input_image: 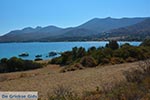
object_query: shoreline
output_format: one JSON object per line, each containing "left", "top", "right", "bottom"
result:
{"left": 0, "top": 40, "right": 142, "bottom": 43}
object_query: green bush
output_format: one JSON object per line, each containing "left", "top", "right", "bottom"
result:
{"left": 50, "top": 47, "right": 86, "bottom": 66}
{"left": 113, "top": 48, "right": 130, "bottom": 59}
{"left": 50, "top": 57, "right": 62, "bottom": 65}
{"left": 0, "top": 57, "right": 42, "bottom": 73}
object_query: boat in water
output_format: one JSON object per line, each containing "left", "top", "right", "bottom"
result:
{"left": 19, "top": 52, "right": 29, "bottom": 57}
{"left": 34, "top": 58, "right": 43, "bottom": 61}
{"left": 49, "top": 51, "right": 57, "bottom": 57}
{"left": 35, "top": 54, "right": 42, "bottom": 58}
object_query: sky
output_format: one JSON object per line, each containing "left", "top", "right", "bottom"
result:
{"left": 0, "top": 0, "right": 150, "bottom": 35}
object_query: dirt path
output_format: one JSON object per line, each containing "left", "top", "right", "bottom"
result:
{"left": 0, "top": 62, "right": 140, "bottom": 99}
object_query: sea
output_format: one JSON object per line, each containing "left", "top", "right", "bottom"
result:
{"left": 0, "top": 41, "right": 141, "bottom": 60}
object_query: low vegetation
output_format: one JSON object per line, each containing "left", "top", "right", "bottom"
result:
{"left": 0, "top": 57, "right": 42, "bottom": 73}
{"left": 50, "top": 39, "right": 150, "bottom": 72}
{"left": 83, "top": 60, "right": 150, "bottom": 100}
{"left": 46, "top": 85, "right": 79, "bottom": 100}
{"left": 46, "top": 59, "right": 150, "bottom": 100}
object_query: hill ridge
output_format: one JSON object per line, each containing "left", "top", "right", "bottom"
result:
{"left": 0, "top": 17, "right": 149, "bottom": 42}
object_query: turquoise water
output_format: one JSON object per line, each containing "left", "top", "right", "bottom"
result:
{"left": 0, "top": 41, "right": 141, "bottom": 60}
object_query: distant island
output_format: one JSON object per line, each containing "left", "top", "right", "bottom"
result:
{"left": 0, "top": 17, "right": 150, "bottom": 42}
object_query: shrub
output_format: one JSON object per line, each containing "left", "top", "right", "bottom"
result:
{"left": 73, "top": 63, "right": 84, "bottom": 70}
{"left": 80, "top": 56, "right": 97, "bottom": 67}
{"left": 120, "top": 43, "right": 131, "bottom": 48}
{"left": 76, "top": 47, "right": 86, "bottom": 58}
{"left": 60, "top": 63, "right": 84, "bottom": 73}
{"left": 87, "top": 46, "right": 97, "bottom": 55}
{"left": 48, "top": 85, "right": 79, "bottom": 100}
{"left": 0, "top": 57, "right": 42, "bottom": 73}
{"left": 140, "top": 38, "right": 150, "bottom": 47}
{"left": 0, "top": 58, "right": 8, "bottom": 63}
{"left": 106, "top": 40, "right": 119, "bottom": 50}
{"left": 62, "top": 52, "right": 71, "bottom": 64}
{"left": 113, "top": 48, "right": 130, "bottom": 59}
{"left": 126, "top": 57, "right": 137, "bottom": 62}
{"left": 102, "top": 48, "right": 113, "bottom": 58}
{"left": 50, "top": 57, "right": 62, "bottom": 64}
{"left": 110, "top": 57, "right": 124, "bottom": 65}
{"left": 101, "top": 58, "right": 110, "bottom": 65}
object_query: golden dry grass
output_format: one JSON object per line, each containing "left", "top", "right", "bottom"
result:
{"left": 0, "top": 62, "right": 140, "bottom": 99}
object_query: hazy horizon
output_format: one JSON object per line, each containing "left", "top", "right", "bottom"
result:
{"left": 0, "top": 0, "right": 150, "bottom": 35}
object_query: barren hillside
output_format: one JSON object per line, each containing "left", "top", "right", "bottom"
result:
{"left": 0, "top": 62, "right": 140, "bottom": 99}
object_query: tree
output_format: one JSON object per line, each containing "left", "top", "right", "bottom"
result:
{"left": 120, "top": 43, "right": 131, "bottom": 48}
{"left": 88, "top": 46, "right": 96, "bottom": 54}
{"left": 76, "top": 47, "right": 86, "bottom": 58}
{"left": 61, "top": 51, "right": 72, "bottom": 65}
{"left": 140, "top": 38, "right": 150, "bottom": 47}
{"left": 0, "top": 57, "right": 42, "bottom": 73}
{"left": 72, "top": 47, "right": 78, "bottom": 60}
{"left": 106, "top": 40, "right": 119, "bottom": 50}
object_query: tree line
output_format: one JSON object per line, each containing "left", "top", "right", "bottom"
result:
{"left": 50, "top": 39, "right": 150, "bottom": 68}
{"left": 0, "top": 57, "right": 42, "bottom": 73}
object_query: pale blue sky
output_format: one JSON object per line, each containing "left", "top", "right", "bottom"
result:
{"left": 0, "top": 0, "right": 150, "bottom": 35}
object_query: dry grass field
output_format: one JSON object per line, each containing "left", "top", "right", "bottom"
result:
{"left": 0, "top": 61, "right": 140, "bottom": 99}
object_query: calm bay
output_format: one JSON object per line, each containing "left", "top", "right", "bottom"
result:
{"left": 0, "top": 41, "right": 141, "bottom": 60}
